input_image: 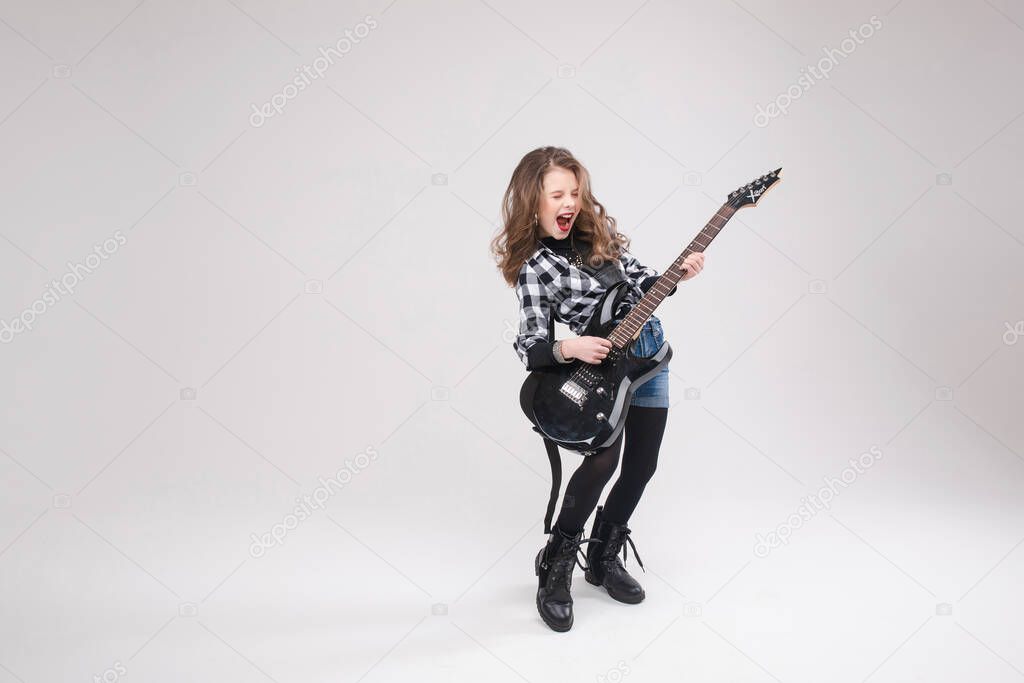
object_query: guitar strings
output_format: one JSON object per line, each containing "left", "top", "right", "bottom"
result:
{"left": 609, "top": 205, "right": 737, "bottom": 346}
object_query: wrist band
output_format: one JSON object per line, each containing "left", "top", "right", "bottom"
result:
{"left": 552, "top": 340, "right": 571, "bottom": 363}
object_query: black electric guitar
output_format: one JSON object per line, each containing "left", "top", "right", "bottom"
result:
{"left": 520, "top": 168, "right": 782, "bottom": 455}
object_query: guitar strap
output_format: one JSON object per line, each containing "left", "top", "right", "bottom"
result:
{"left": 537, "top": 243, "right": 627, "bottom": 534}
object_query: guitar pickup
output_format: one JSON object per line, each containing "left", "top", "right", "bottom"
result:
{"left": 559, "top": 380, "right": 586, "bottom": 407}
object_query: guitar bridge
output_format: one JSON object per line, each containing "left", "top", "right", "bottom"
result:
{"left": 559, "top": 380, "right": 586, "bottom": 407}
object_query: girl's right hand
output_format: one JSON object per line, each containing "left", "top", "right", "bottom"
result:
{"left": 563, "top": 336, "right": 613, "bottom": 364}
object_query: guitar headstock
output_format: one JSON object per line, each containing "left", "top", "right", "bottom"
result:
{"left": 727, "top": 168, "right": 782, "bottom": 209}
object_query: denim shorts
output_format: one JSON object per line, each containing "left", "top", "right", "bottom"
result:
{"left": 629, "top": 314, "right": 669, "bottom": 408}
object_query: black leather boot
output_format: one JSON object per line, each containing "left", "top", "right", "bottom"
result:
{"left": 534, "top": 524, "right": 594, "bottom": 632}
{"left": 584, "top": 505, "right": 646, "bottom": 604}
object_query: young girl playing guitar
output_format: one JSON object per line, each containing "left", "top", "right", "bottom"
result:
{"left": 491, "top": 146, "right": 705, "bottom": 632}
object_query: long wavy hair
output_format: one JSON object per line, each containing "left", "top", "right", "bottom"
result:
{"left": 490, "top": 146, "right": 632, "bottom": 287}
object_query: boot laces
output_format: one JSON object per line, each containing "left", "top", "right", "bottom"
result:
{"left": 546, "top": 535, "right": 601, "bottom": 583}
{"left": 607, "top": 526, "right": 645, "bottom": 573}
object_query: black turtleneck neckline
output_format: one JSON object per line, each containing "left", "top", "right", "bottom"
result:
{"left": 540, "top": 232, "right": 589, "bottom": 252}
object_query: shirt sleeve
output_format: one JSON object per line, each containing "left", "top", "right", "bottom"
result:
{"left": 513, "top": 258, "right": 572, "bottom": 371}
{"left": 620, "top": 249, "right": 677, "bottom": 297}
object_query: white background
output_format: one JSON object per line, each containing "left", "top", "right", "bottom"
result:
{"left": 0, "top": 0, "right": 1022, "bottom": 681}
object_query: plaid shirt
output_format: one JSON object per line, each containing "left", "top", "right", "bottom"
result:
{"left": 513, "top": 239, "right": 676, "bottom": 370}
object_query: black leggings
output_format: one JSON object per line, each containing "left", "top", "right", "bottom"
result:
{"left": 555, "top": 406, "right": 668, "bottom": 534}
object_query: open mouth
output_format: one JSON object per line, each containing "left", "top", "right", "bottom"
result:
{"left": 555, "top": 212, "right": 574, "bottom": 231}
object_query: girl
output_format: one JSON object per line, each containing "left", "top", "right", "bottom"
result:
{"left": 490, "top": 146, "right": 704, "bottom": 632}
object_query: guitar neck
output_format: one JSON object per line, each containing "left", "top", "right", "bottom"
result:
{"left": 608, "top": 203, "right": 738, "bottom": 348}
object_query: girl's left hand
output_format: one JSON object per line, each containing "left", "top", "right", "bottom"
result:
{"left": 680, "top": 252, "right": 705, "bottom": 281}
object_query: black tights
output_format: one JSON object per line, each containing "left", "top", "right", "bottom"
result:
{"left": 555, "top": 406, "right": 668, "bottom": 534}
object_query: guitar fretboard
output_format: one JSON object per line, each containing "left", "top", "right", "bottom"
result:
{"left": 608, "top": 203, "right": 738, "bottom": 348}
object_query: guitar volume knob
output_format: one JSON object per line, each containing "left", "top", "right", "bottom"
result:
{"left": 595, "top": 412, "right": 605, "bottom": 421}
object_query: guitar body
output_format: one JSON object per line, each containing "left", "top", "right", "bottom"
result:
{"left": 519, "top": 281, "right": 672, "bottom": 455}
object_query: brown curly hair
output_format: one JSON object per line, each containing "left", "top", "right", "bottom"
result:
{"left": 490, "top": 146, "right": 633, "bottom": 287}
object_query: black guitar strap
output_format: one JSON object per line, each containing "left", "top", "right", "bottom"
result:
{"left": 537, "top": 243, "right": 627, "bottom": 535}
{"left": 540, "top": 307, "right": 560, "bottom": 534}
{"left": 540, "top": 437, "right": 561, "bottom": 535}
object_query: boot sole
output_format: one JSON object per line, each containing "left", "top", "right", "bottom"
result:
{"left": 584, "top": 571, "right": 645, "bottom": 604}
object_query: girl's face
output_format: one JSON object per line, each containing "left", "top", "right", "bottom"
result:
{"left": 537, "top": 166, "right": 579, "bottom": 239}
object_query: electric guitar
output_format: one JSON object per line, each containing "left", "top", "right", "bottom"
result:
{"left": 519, "top": 168, "right": 783, "bottom": 455}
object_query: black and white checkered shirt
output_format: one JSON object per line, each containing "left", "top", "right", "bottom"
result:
{"left": 513, "top": 235, "right": 676, "bottom": 370}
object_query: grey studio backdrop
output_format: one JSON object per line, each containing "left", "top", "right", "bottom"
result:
{"left": 0, "top": 0, "right": 1022, "bottom": 681}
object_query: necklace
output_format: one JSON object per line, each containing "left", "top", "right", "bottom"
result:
{"left": 537, "top": 231, "right": 586, "bottom": 269}
{"left": 567, "top": 232, "right": 585, "bottom": 269}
